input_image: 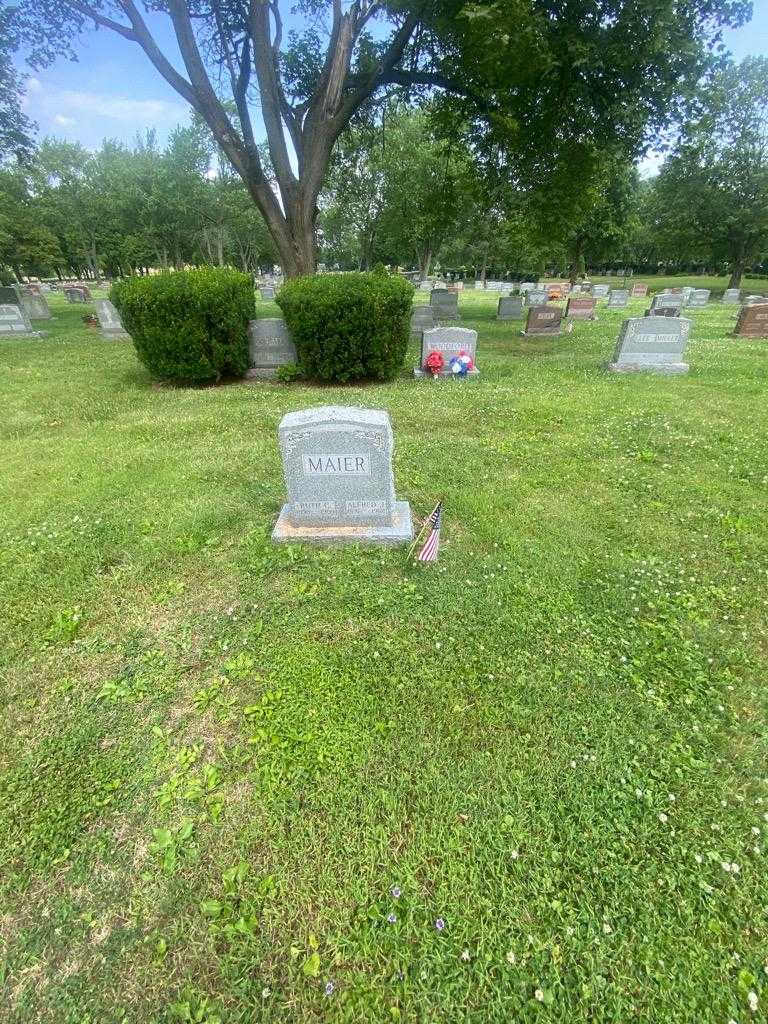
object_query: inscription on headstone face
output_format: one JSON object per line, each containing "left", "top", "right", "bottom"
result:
{"left": 0, "top": 303, "right": 39, "bottom": 337}
{"left": 743, "top": 294, "right": 768, "bottom": 306}
{"left": 247, "top": 318, "right": 297, "bottom": 377}
{"left": 645, "top": 306, "right": 679, "bottom": 318}
{"left": 608, "top": 316, "right": 691, "bottom": 374}
{"left": 607, "top": 289, "right": 629, "bottom": 307}
{"left": 95, "top": 298, "right": 130, "bottom": 339}
{"left": 592, "top": 284, "right": 610, "bottom": 298}
{"left": 651, "top": 293, "right": 684, "bottom": 312}
{"left": 566, "top": 297, "right": 596, "bottom": 320}
{"left": 0, "top": 285, "right": 23, "bottom": 307}
{"left": 272, "top": 406, "right": 413, "bottom": 545}
{"left": 497, "top": 296, "right": 524, "bottom": 320}
{"left": 518, "top": 282, "right": 535, "bottom": 294}
{"left": 429, "top": 289, "right": 459, "bottom": 320}
{"left": 417, "top": 326, "right": 479, "bottom": 376}
{"left": 523, "top": 305, "right": 563, "bottom": 336}
{"left": 722, "top": 288, "right": 741, "bottom": 304}
{"left": 734, "top": 304, "right": 768, "bottom": 338}
{"left": 631, "top": 283, "right": 648, "bottom": 297}
{"left": 526, "top": 289, "right": 548, "bottom": 306}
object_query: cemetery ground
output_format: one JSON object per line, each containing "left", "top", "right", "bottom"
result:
{"left": 1, "top": 285, "right": 768, "bottom": 1024}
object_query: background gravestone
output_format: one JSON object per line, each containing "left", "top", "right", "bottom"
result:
{"left": 23, "top": 290, "right": 52, "bottom": 319}
{"left": 410, "top": 304, "right": 436, "bottom": 339}
{"left": 607, "top": 289, "right": 630, "bottom": 308}
{"left": 0, "top": 303, "right": 40, "bottom": 338}
{"left": 688, "top": 289, "right": 710, "bottom": 307}
{"left": 523, "top": 305, "right": 564, "bottom": 336}
{"left": 734, "top": 304, "right": 768, "bottom": 337}
{"left": 526, "top": 288, "right": 548, "bottom": 306}
{"left": 272, "top": 406, "right": 413, "bottom": 545}
{"left": 260, "top": 285, "right": 276, "bottom": 300}
{"left": 570, "top": 284, "right": 583, "bottom": 295}
{"left": 0, "top": 285, "right": 24, "bottom": 308}
{"left": 742, "top": 294, "right": 768, "bottom": 306}
{"left": 497, "top": 296, "right": 524, "bottom": 321}
{"left": 429, "top": 289, "right": 459, "bottom": 321}
{"left": 592, "top": 284, "right": 610, "bottom": 298}
{"left": 95, "top": 298, "right": 130, "bottom": 339}
{"left": 722, "top": 288, "right": 741, "bottom": 304}
{"left": 416, "top": 326, "right": 478, "bottom": 377}
{"left": 645, "top": 306, "right": 680, "bottom": 318}
{"left": 651, "top": 293, "right": 684, "bottom": 313}
{"left": 247, "top": 318, "right": 297, "bottom": 377}
{"left": 566, "top": 297, "right": 596, "bottom": 320}
{"left": 64, "top": 287, "right": 86, "bottom": 303}
{"left": 631, "top": 283, "right": 649, "bottom": 297}
{"left": 608, "top": 316, "right": 691, "bottom": 374}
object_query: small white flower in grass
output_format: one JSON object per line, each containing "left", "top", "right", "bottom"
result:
{"left": 506, "top": 950, "right": 516, "bottom": 965}
{"left": 748, "top": 990, "right": 759, "bottom": 1013}
{"left": 261, "top": 988, "right": 270, "bottom": 999}
{"left": 659, "top": 813, "right": 668, "bottom": 824}
{"left": 570, "top": 760, "right": 577, "bottom": 769}
{"left": 732, "top": 862, "right": 741, "bottom": 874}
{"left": 511, "top": 850, "right": 519, "bottom": 860}
{"left": 695, "top": 854, "right": 703, "bottom": 864}
{"left": 534, "top": 988, "right": 545, "bottom": 1002}
{"left": 752, "top": 827, "right": 761, "bottom": 836}
{"left": 461, "top": 949, "right": 470, "bottom": 962}
{"left": 602, "top": 922, "right": 613, "bottom": 935}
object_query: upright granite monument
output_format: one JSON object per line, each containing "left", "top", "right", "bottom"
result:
{"left": 272, "top": 406, "right": 413, "bottom": 545}
{"left": 734, "top": 304, "right": 768, "bottom": 338}
{"left": 416, "top": 326, "right": 479, "bottom": 377}
{"left": 497, "top": 296, "right": 524, "bottom": 321}
{"left": 429, "top": 289, "right": 459, "bottom": 321}
{"left": 247, "top": 318, "right": 297, "bottom": 377}
{"left": 566, "top": 297, "right": 596, "bottom": 320}
{"left": 0, "top": 304, "right": 41, "bottom": 338}
{"left": 722, "top": 288, "right": 741, "bottom": 305}
{"left": 607, "top": 289, "right": 630, "bottom": 308}
{"left": 522, "top": 305, "right": 564, "bottom": 336}
{"left": 608, "top": 316, "right": 691, "bottom": 374}
{"left": 688, "top": 289, "right": 710, "bottom": 307}
{"left": 95, "top": 298, "right": 130, "bottom": 339}
{"left": 410, "top": 304, "right": 436, "bottom": 339}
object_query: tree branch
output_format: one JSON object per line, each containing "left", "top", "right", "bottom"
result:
{"left": 69, "top": 1, "right": 136, "bottom": 42}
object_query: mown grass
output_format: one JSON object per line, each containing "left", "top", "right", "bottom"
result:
{"left": 1, "top": 288, "right": 767, "bottom": 1023}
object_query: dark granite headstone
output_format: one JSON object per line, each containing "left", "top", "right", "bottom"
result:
{"left": 523, "top": 305, "right": 564, "bottom": 336}
{"left": 734, "top": 304, "right": 768, "bottom": 338}
{"left": 566, "top": 297, "right": 596, "bottom": 320}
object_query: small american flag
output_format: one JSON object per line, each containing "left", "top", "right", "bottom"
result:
{"left": 417, "top": 502, "right": 442, "bottom": 562}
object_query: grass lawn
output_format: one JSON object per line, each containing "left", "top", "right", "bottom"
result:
{"left": 1, "top": 289, "right": 767, "bottom": 1023}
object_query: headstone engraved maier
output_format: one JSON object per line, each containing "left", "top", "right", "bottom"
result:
{"left": 260, "top": 285, "right": 276, "bottom": 300}
{"left": 566, "top": 297, "right": 597, "bottom": 320}
{"left": 65, "top": 287, "right": 86, "bottom": 303}
{"left": 0, "top": 303, "right": 41, "bottom": 338}
{"left": 734, "top": 304, "right": 768, "bottom": 338}
{"left": 410, "top": 304, "right": 436, "bottom": 339}
{"left": 522, "top": 305, "right": 564, "bottom": 336}
{"left": 722, "top": 288, "right": 741, "bottom": 304}
{"left": 95, "top": 298, "right": 130, "bottom": 339}
{"left": 416, "top": 326, "right": 479, "bottom": 377}
{"left": 592, "top": 284, "right": 610, "bottom": 298}
{"left": 608, "top": 316, "right": 691, "bottom": 375}
{"left": 429, "top": 289, "right": 459, "bottom": 320}
{"left": 688, "top": 288, "right": 710, "bottom": 307}
{"left": 497, "top": 296, "right": 524, "bottom": 321}
{"left": 272, "top": 406, "right": 413, "bottom": 545}
{"left": 607, "top": 289, "right": 630, "bottom": 308}
{"left": 247, "top": 318, "right": 297, "bottom": 377}
{"left": 526, "top": 288, "right": 548, "bottom": 306}
{"left": 631, "top": 283, "right": 648, "bottom": 298}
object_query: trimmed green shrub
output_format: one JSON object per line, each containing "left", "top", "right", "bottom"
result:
{"left": 276, "top": 272, "right": 413, "bottom": 383}
{"left": 111, "top": 268, "right": 254, "bottom": 384}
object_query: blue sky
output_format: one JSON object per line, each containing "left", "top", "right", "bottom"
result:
{"left": 17, "top": 5, "right": 768, "bottom": 156}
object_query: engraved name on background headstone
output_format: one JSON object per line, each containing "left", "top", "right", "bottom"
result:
{"left": 0, "top": 303, "right": 40, "bottom": 337}
{"left": 272, "top": 406, "right": 413, "bottom": 545}
{"left": 607, "top": 289, "right": 630, "bottom": 308}
{"left": 260, "top": 285, "right": 276, "bottom": 300}
{"left": 247, "top": 318, "right": 297, "bottom": 377}
{"left": 608, "top": 316, "right": 691, "bottom": 375}
{"left": 722, "top": 288, "right": 741, "bottom": 304}
{"left": 566, "top": 297, "right": 597, "bottom": 320}
{"left": 592, "top": 284, "right": 610, "bottom": 298}
{"left": 496, "top": 296, "right": 524, "bottom": 321}
{"left": 631, "top": 283, "right": 649, "bottom": 298}
{"left": 526, "top": 288, "right": 548, "bottom": 306}
{"left": 523, "top": 305, "right": 564, "bottom": 336}
{"left": 95, "top": 298, "right": 130, "bottom": 339}
{"left": 688, "top": 289, "right": 710, "bottom": 307}
{"left": 734, "top": 304, "right": 768, "bottom": 338}
{"left": 429, "top": 288, "right": 459, "bottom": 320}
{"left": 64, "top": 287, "right": 86, "bottom": 303}
{"left": 410, "top": 304, "right": 436, "bottom": 339}
{"left": 416, "top": 326, "right": 479, "bottom": 377}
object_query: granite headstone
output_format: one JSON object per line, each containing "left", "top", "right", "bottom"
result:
{"left": 608, "top": 316, "right": 691, "bottom": 374}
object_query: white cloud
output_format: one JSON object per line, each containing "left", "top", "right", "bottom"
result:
{"left": 53, "top": 114, "right": 76, "bottom": 127}
{"left": 55, "top": 89, "right": 188, "bottom": 125}
{"left": 26, "top": 77, "right": 43, "bottom": 93}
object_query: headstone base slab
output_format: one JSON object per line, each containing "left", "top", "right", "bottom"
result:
{"left": 272, "top": 500, "right": 413, "bottom": 546}
{"left": 413, "top": 367, "right": 480, "bottom": 379}
{"left": 607, "top": 361, "right": 689, "bottom": 376}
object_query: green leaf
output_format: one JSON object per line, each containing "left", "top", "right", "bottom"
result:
{"left": 302, "top": 951, "right": 321, "bottom": 977}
